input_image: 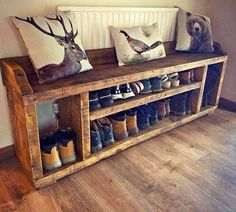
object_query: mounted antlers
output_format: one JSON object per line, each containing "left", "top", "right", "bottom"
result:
{"left": 15, "top": 14, "right": 88, "bottom": 84}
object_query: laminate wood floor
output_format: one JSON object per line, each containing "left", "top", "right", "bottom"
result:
{"left": 1, "top": 109, "right": 236, "bottom": 212}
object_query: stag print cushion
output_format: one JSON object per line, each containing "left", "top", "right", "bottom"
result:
{"left": 11, "top": 11, "right": 92, "bottom": 84}
{"left": 110, "top": 24, "right": 166, "bottom": 66}
{"left": 176, "top": 8, "right": 214, "bottom": 53}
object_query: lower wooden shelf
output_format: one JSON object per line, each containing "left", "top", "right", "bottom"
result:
{"left": 34, "top": 105, "right": 217, "bottom": 189}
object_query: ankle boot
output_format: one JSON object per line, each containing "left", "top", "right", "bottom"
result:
{"left": 170, "top": 93, "right": 187, "bottom": 116}
{"left": 126, "top": 108, "right": 139, "bottom": 135}
{"left": 179, "top": 71, "right": 191, "bottom": 84}
{"left": 185, "top": 91, "right": 193, "bottom": 114}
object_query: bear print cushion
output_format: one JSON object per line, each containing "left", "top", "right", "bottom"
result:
{"left": 11, "top": 11, "right": 93, "bottom": 84}
{"left": 176, "top": 8, "right": 214, "bottom": 53}
{"left": 110, "top": 24, "right": 166, "bottom": 66}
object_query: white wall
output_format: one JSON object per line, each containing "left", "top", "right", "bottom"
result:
{"left": 0, "top": 0, "right": 229, "bottom": 148}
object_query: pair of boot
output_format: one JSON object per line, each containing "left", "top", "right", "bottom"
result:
{"left": 170, "top": 91, "right": 193, "bottom": 116}
{"left": 179, "top": 70, "right": 194, "bottom": 84}
{"left": 40, "top": 128, "right": 77, "bottom": 171}
{"left": 90, "top": 118, "right": 115, "bottom": 153}
{"left": 155, "top": 99, "right": 170, "bottom": 120}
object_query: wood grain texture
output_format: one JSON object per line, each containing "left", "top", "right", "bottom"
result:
{"left": 0, "top": 145, "right": 15, "bottom": 161}
{"left": 1, "top": 109, "right": 236, "bottom": 211}
{"left": 90, "top": 82, "right": 201, "bottom": 120}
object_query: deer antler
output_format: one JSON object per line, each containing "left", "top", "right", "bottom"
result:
{"left": 15, "top": 15, "right": 78, "bottom": 40}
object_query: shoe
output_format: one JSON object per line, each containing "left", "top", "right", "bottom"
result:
{"left": 160, "top": 75, "right": 168, "bottom": 83}
{"left": 109, "top": 112, "right": 129, "bottom": 140}
{"left": 126, "top": 108, "right": 139, "bottom": 135}
{"left": 168, "top": 72, "right": 180, "bottom": 87}
{"left": 137, "top": 106, "right": 150, "bottom": 130}
{"left": 111, "top": 86, "right": 123, "bottom": 100}
{"left": 98, "top": 88, "right": 114, "bottom": 107}
{"left": 96, "top": 117, "right": 115, "bottom": 147}
{"left": 140, "top": 79, "right": 152, "bottom": 94}
{"left": 54, "top": 128, "right": 77, "bottom": 165}
{"left": 164, "top": 99, "right": 170, "bottom": 117}
{"left": 147, "top": 103, "right": 159, "bottom": 125}
{"left": 186, "top": 91, "right": 193, "bottom": 115}
{"left": 155, "top": 101, "right": 166, "bottom": 120}
{"left": 89, "top": 91, "right": 101, "bottom": 111}
{"left": 130, "top": 81, "right": 144, "bottom": 94}
{"left": 170, "top": 93, "right": 187, "bottom": 116}
{"left": 150, "top": 77, "right": 162, "bottom": 92}
{"left": 120, "top": 83, "right": 135, "bottom": 99}
{"left": 179, "top": 71, "right": 191, "bottom": 84}
{"left": 162, "top": 80, "right": 171, "bottom": 89}
{"left": 190, "top": 70, "right": 195, "bottom": 82}
{"left": 40, "top": 133, "right": 62, "bottom": 171}
{"left": 90, "top": 121, "right": 103, "bottom": 153}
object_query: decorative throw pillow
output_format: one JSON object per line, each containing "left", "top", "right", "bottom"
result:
{"left": 11, "top": 11, "right": 92, "bottom": 84}
{"left": 176, "top": 8, "right": 214, "bottom": 53}
{"left": 110, "top": 24, "right": 166, "bottom": 66}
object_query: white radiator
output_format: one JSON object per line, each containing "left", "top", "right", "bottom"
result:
{"left": 57, "top": 6, "right": 179, "bottom": 50}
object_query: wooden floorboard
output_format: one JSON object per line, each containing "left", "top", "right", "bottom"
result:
{"left": 0, "top": 109, "right": 236, "bottom": 211}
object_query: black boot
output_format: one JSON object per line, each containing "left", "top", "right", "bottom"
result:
{"left": 185, "top": 91, "right": 193, "bottom": 114}
{"left": 170, "top": 92, "right": 187, "bottom": 116}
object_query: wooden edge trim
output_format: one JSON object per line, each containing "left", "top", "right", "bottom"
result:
{"left": 0, "top": 145, "right": 15, "bottom": 161}
{"left": 218, "top": 97, "right": 236, "bottom": 112}
{"left": 1, "top": 61, "right": 33, "bottom": 96}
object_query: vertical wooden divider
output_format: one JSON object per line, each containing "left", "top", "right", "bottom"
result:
{"left": 191, "top": 66, "right": 208, "bottom": 113}
{"left": 208, "top": 60, "right": 228, "bottom": 106}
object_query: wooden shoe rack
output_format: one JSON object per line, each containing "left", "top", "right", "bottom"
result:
{"left": 0, "top": 42, "right": 228, "bottom": 188}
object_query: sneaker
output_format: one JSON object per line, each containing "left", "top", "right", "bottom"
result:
{"left": 54, "top": 128, "right": 76, "bottom": 165}
{"left": 155, "top": 101, "right": 166, "bottom": 120}
{"left": 89, "top": 91, "right": 101, "bottom": 111}
{"left": 98, "top": 88, "right": 114, "bottom": 107}
{"left": 160, "top": 75, "right": 171, "bottom": 89}
{"left": 170, "top": 93, "right": 187, "bottom": 116}
{"left": 111, "top": 85, "right": 123, "bottom": 100}
{"left": 90, "top": 121, "right": 103, "bottom": 153}
{"left": 185, "top": 91, "right": 193, "bottom": 114}
{"left": 150, "top": 77, "right": 162, "bottom": 92}
{"left": 140, "top": 79, "right": 152, "bottom": 94}
{"left": 126, "top": 108, "right": 139, "bottom": 135}
{"left": 137, "top": 106, "right": 150, "bottom": 130}
{"left": 147, "top": 103, "right": 159, "bottom": 125}
{"left": 130, "top": 81, "right": 144, "bottom": 94}
{"left": 109, "top": 112, "right": 129, "bottom": 140}
{"left": 168, "top": 72, "right": 180, "bottom": 87}
{"left": 179, "top": 71, "right": 191, "bottom": 84}
{"left": 96, "top": 117, "right": 115, "bottom": 147}
{"left": 120, "top": 83, "right": 135, "bottom": 99}
{"left": 40, "top": 133, "right": 62, "bottom": 171}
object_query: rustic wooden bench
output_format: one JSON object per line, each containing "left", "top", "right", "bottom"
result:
{"left": 0, "top": 41, "right": 228, "bottom": 188}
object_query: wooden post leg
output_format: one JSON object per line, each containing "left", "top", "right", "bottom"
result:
{"left": 208, "top": 60, "right": 228, "bottom": 106}
{"left": 71, "top": 92, "right": 91, "bottom": 160}
{"left": 191, "top": 66, "right": 208, "bottom": 113}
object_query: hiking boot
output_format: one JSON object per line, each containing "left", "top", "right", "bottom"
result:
{"left": 170, "top": 93, "right": 187, "bottom": 116}
{"left": 96, "top": 117, "right": 115, "bottom": 147}
{"left": 130, "top": 81, "right": 144, "bottom": 94}
{"left": 179, "top": 71, "right": 191, "bottom": 84}
{"left": 40, "top": 133, "right": 62, "bottom": 171}
{"left": 90, "top": 121, "right": 103, "bottom": 153}
{"left": 54, "top": 128, "right": 77, "bottom": 165}
{"left": 111, "top": 85, "right": 123, "bottom": 100}
{"left": 126, "top": 108, "right": 139, "bottom": 135}
{"left": 155, "top": 101, "right": 166, "bottom": 120}
{"left": 186, "top": 91, "right": 193, "bottom": 114}
{"left": 137, "top": 106, "right": 150, "bottom": 130}
{"left": 164, "top": 99, "right": 171, "bottom": 117}
{"left": 89, "top": 91, "right": 101, "bottom": 111}
{"left": 150, "top": 77, "right": 162, "bottom": 92}
{"left": 120, "top": 83, "right": 135, "bottom": 99}
{"left": 98, "top": 88, "right": 114, "bottom": 107}
{"left": 109, "top": 112, "right": 128, "bottom": 140}
{"left": 147, "top": 103, "right": 159, "bottom": 125}
{"left": 140, "top": 79, "right": 152, "bottom": 94}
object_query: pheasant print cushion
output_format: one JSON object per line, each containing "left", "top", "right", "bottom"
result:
{"left": 110, "top": 24, "right": 166, "bottom": 66}
{"left": 11, "top": 11, "right": 93, "bottom": 84}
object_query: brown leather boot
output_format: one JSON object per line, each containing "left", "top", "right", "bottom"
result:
{"left": 179, "top": 71, "right": 191, "bottom": 84}
{"left": 156, "top": 101, "right": 166, "bottom": 120}
{"left": 165, "top": 99, "right": 170, "bottom": 117}
{"left": 126, "top": 109, "right": 139, "bottom": 135}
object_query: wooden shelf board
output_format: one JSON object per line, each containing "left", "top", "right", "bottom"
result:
{"left": 35, "top": 105, "right": 217, "bottom": 189}
{"left": 90, "top": 82, "right": 202, "bottom": 120}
